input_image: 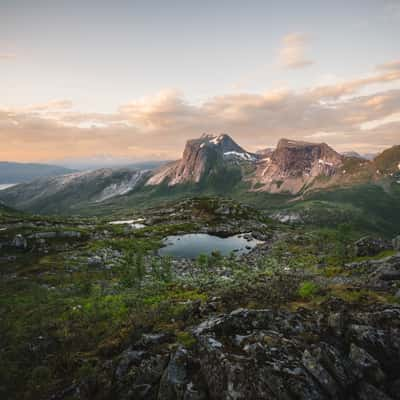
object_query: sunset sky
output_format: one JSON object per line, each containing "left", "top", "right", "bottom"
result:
{"left": 1, "top": 0, "right": 400, "bottom": 164}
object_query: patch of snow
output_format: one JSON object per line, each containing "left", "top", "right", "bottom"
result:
{"left": 318, "top": 159, "right": 333, "bottom": 167}
{"left": 0, "top": 183, "right": 18, "bottom": 190}
{"left": 209, "top": 134, "right": 224, "bottom": 145}
{"left": 224, "top": 151, "right": 255, "bottom": 161}
{"left": 109, "top": 218, "right": 144, "bottom": 225}
{"left": 96, "top": 170, "right": 146, "bottom": 202}
{"left": 271, "top": 212, "right": 301, "bottom": 223}
{"left": 200, "top": 143, "right": 205, "bottom": 148}
{"left": 0, "top": 227, "right": 7, "bottom": 231}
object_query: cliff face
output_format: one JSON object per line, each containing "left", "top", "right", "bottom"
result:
{"left": 253, "top": 139, "right": 344, "bottom": 193}
{"left": 146, "top": 136, "right": 400, "bottom": 194}
{"left": 146, "top": 134, "right": 253, "bottom": 186}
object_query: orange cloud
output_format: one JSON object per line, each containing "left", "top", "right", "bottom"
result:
{"left": 1, "top": 61, "right": 400, "bottom": 162}
{"left": 0, "top": 53, "right": 16, "bottom": 60}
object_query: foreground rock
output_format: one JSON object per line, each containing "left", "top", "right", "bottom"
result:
{"left": 73, "top": 303, "right": 400, "bottom": 400}
{"left": 354, "top": 236, "right": 393, "bottom": 257}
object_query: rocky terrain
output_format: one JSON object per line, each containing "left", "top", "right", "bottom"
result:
{"left": 1, "top": 196, "right": 400, "bottom": 399}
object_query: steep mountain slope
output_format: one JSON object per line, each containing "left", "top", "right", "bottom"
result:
{"left": 252, "top": 139, "right": 344, "bottom": 194}
{"left": 0, "top": 168, "right": 150, "bottom": 214}
{"left": 373, "top": 145, "right": 400, "bottom": 174}
{"left": 0, "top": 161, "right": 76, "bottom": 184}
{"left": 147, "top": 134, "right": 255, "bottom": 186}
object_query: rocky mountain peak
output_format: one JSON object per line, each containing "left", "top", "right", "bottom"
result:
{"left": 253, "top": 139, "right": 343, "bottom": 193}
{"left": 147, "top": 133, "right": 253, "bottom": 186}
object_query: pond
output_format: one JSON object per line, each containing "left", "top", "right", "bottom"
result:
{"left": 158, "top": 233, "right": 262, "bottom": 259}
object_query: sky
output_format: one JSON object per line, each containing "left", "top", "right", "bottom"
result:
{"left": 1, "top": 0, "right": 400, "bottom": 164}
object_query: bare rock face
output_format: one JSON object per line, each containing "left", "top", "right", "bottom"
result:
{"left": 86, "top": 304, "right": 400, "bottom": 400}
{"left": 147, "top": 134, "right": 253, "bottom": 186}
{"left": 253, "top": 138, "right": 343, "bottom": 194}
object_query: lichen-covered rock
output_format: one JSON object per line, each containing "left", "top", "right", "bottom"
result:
{"left": 354, "top": 236, "right": 392, "bottom": 257}
{"left": 72, "top": 304, "right": 400, "bottom": 399}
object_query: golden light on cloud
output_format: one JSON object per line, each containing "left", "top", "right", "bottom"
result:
{"left": 1, "top": 61, "right": 400, "bottom": 162}
{"left": 0, "top": 53, "right": 16, "bottom": 60}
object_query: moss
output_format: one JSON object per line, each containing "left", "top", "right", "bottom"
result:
{"left": 353, "top": 249, "right": 397, "bottom": 262}
{"left": 298, "top": 281, "right": 319, "bottom": 299}
{"left": 176, "top": 331, "right": 196, "bottom": 348}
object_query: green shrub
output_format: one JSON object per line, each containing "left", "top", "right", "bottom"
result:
{"left": 298, "top": 281, "right": 319, "bottom": 299}
{"left": 176, "top": 331, "right": 196, "bottom": 348}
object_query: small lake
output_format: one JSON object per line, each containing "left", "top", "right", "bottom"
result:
{"left": 158, "top": 233, "right": 262, "bottom": 259}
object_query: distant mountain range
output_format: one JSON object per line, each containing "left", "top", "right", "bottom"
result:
{"left": 0, "top": 161, "right": 76, "bottom": 184}
{"left": 0, "top": 134, "right": 399, "bottom": 215}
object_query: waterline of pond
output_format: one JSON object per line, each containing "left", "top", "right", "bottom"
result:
{"left": 158, "top": 233, "right": 262, "bottom": 259}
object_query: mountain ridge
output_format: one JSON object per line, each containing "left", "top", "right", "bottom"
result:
{"left": 0, "top": 161, "right": 76, "bottom": 184}
{"left": 0, "top": 134, "right": 399, "bottom": 214}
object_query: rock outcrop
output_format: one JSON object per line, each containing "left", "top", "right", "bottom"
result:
{"left": 354, "top": 236, "right": 393, "bottom": 257}
{"left": 97, "top": 304, "right": 400, "bottom": 400}
{"left": 147, "top": 134, "right": 255, "bottom": 186}
{"left": 253, "top": 139, "right": 344, "bottom": 194}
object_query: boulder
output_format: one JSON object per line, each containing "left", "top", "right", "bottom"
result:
{"left": 87, "top": 255, "right": 103, "bottom": 267}
{"left": 392, "top": 235, "right": 400, "bottom": 251}
{"left": 354, "top": 236, "right": 392, "bottom": 257}
{"left": 12, "top": 234, "right": 27, "bottom": 249}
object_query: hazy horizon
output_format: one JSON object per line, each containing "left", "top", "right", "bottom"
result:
{"left": 1, "top": 0, "right": 400, "bottom": 163}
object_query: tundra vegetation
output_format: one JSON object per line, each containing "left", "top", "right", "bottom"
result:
{"left": 0, "top": 197, "right": 399, "bottom": 399}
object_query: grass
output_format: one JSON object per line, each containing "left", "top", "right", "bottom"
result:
{"left": 298, "top": 281, "right": 319, "bottom": 299}
{"left": 1, "top": 193, "right": 399, "bottom": 399}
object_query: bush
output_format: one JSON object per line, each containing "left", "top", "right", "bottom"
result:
{"left": 176, "top": 331, "right": 196, "bottom": 348}
{"left": 298, "top": 281, "right": 319, "bottom": 299}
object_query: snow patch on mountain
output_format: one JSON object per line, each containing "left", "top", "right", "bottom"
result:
{"left": 96, "top": 170, "right": 147, "bottom": 202}
{"left": 223, "top": 151, "right": 255, "bottom": 161}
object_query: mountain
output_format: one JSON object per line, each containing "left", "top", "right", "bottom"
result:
{"left": 147, "top": 135, "right": 396, "bottom": 195}
{"left": 0, "top": 168, "right": 150, "bottom": 214}
{"left": 252, "top": 138, "right": 344, "bottom": 194}
{"left": 0, "top": 161, "right": 76, "bottom": 184}
{"left": 0, "top": 134, "right": 398, "bottom": 215}
{"left": 373, "top": 145, "right": 400, "bottom": 174}
{"left": 147, "top": 133, "right": 255, "bottom": 186}
{"left": 341, "top": 151, "right": 365, "bottom": 159}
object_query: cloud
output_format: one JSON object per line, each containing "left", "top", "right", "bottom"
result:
{"left": 1, "top": 60, "right": 400, "bottom": 161}
{"left": 377, "top": 60, "right": 400, "bottom": 71}
{"left": 0, "top": 53, "right": 16, "bottom": 60}
{"left": 278, "top": 33, "right": 314, "bottom": 69}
